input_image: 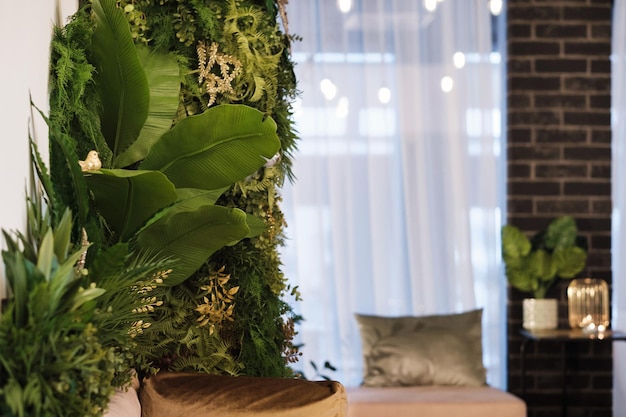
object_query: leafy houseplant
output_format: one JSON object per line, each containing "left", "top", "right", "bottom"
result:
{"left": 0, "top": 204, "right": 115, "bottom": 417}
{"left": 501, "top": 216, "right": 588, "bottom": 299}
{"left": 0, "top": 138, "right": 180, "bottom": 414}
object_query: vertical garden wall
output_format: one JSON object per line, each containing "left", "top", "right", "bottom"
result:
{"left": 0, "top": 0, "right": 300, "bottom": 415}
{"left": 52, "top": 0, "right": 300, "bottom": 376}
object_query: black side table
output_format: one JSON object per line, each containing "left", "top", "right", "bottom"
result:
{"left": 520, "top": 328, "right": 626, "bottom": 417}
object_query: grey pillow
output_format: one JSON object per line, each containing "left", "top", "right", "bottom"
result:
{"left": 355, "top": 309, "right": 487, "bottom": 387}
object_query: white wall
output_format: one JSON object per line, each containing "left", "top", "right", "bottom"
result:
{"left": 0, "top": 0, "right": 77, "bottom": 299}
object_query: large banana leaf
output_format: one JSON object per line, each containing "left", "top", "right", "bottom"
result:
{"left": 168, "top": 188, "right": 266, "bottom": 239}
{"left": 114, "top": 46, "right": 180, "bottom": 168}
{"left": 85, "top": 169, "right": 178, "bottom": 242}
{"left": 135, "top": 201, "right": 251, "bottom": 285}
{"left": 91, "top": 0, "right": 149, "bottom": 159}
{"left": 140, "top": 104, "right": 280, "bottom": 190}
{"left": 242, "top": 213, "right": 267, "bottom": 240}
{"left": 175, "top": 187, "right": 230, "bottom": 206}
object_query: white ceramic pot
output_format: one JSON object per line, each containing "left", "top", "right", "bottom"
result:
{"left": 523, "top": 298, "right": 558, "bottom": 330}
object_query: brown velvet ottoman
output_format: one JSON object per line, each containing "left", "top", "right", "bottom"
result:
{"left": 346, "top": 385, "right": 526, "bottom": 417}
{"left": 103, "top": 372, "right": 347, "bottom": 417}
{"left": 139, "top": 372, "right": 347, "bottom": 417}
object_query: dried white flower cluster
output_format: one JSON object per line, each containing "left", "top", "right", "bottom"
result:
{"left": 197, "top": 41, "right": 242, "bottom": 106}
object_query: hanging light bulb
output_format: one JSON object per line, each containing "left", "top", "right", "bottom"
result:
{"left": 441, "top": 76, "right": 454, "bottom": 93}
{"left": 424, "top": 0, "right": 437, "bottom": 12}
{"left": 320, "top": 78, "right": 337, "bottom": 100}
{"left": 338, "top": 0, "right": 352, "bottom": 13}
{"left": 378, "top": 87, "right": 391, "bottom": 104}
{"left": 489, "top": 0, "right": 503, "bottom": 16}
{"left": 453, "top": 52, "right": 466, "bottom": 69}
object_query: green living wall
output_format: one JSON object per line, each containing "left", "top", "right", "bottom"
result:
{"left": 0, "top": 1, "right": 300, "bottom": 415}
{"left": 50, "top": 0, "right": 301, "bottom": 376}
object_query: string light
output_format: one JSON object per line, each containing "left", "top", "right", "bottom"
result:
{"left": 338, "top": 0, "right": 352, "bottom": 13}
{"left": 378, "top": 87, "right": 391, "bottom": 104}
{"left": 320, "top": 78, "right": 337, "bottom": 100}
{"left": 453, "top": 52, "right": 466, "bottom": 69}
{"left": 424, "top": 0, "right": 437, "bottom": 12}
{"left": 489, "top": 0, "right": 503, "bottom": 16}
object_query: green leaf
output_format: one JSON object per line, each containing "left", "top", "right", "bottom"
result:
{"left": 85, "top": 169, "right": 178, "bottom": 242}
{"left": 53, "top": 209, "right": 72, "bottom": 262}
{"left": 115, "top": 46, "right": 180, "bottom": 168}
{"left": 88, "top": 243, "right": 130, "bottom": 281}
{"left": 71, "top": 287, "right": 106, "bottom": 312}
{"left": 554, "top": 246, "right": 587, "bottom": 278}
{"left": 135, "top": 203, "right": 250, "bottom": 285}
{"left": 175, "top": 187, "right": 229, "bottom": 205}
{"left": 243, "top": 214, "right": 267, "bottom": 240}
{"left": 527, "top": 249, "right": 557, "bottom": 282}
{"left": 501, "top": 225, "right": 531, "bottom": 260}
{"left": 91, "top": 0, "right": 150, "bottom": 158}
{"left": 29, "top": 136, "right": 59, "bottom": 221}
{"left": 1, "top": 249, "right": 29, "bottom": 327}
{"left": 140, "top": 104, "right": 281, "bottom": 190}
{"left": 505, "top": 266, "right": 536, "bottom": 294}
{"left": 48, "top": 247, "right": 88, "bottom": 315}
{"left": 544, "top": 216, "right": 577, "bottom": 249}
{"left": 34, "top": 106, "right": 91, "bottom": 226}
{"left": 37, "top": 230, "right": 55, "bottom": 281}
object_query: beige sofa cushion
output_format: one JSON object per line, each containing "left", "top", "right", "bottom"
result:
{"left": 140, "top": 372, "right": 347, "bottom": 417}
{"left": 347, "top": 385, "right": 526, "bottom": 417}
{"left": 355, "top": 310, "right": 486, "bottom": 387}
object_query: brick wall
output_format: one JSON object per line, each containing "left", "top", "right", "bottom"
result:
{"left": 506, "top": 1, "right": 612, "bottom": 416}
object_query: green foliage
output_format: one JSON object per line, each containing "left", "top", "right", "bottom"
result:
{"left": 115, "top": 46, "right": 180, "bottom": 168}
{"left": 53, "top": 0, "right": 281, "bottom": 289}
{"left": 129, "top": 265, "right": 245, "bottom": 376}
{"left": 139, "top": 104, "right": 280, "bottom": 190}
{"left": 91, "top": 0, "right": 150, "bottom": 159}
{"left": 86, "top": 244, "right": 176, "bottom": 381}
{"left": 502, "top": 216, "right": 588, "bottom": 298}
{"left": 221, "top": 1, "right": 283, "bottom": 110}
{"left": 0, "top": 206, "right": 115, "bottom": 417}
{"left": 85, "top": 169, "right": 178, "bottom": 241}
{"left": 45, "top": 0, "right": 303, "bottom": 384}
{"left": 48, "top": 8, "right": 111, "bottom": 170}
{"left": 136, "top": 202, "right": 251, "bottom": 285}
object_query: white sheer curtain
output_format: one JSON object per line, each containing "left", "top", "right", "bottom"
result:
{"left": 282, "top": 0, "right": 506, "bottom": 388}
{"left": 612, "top": 1, "right": 626, "bottom": 415}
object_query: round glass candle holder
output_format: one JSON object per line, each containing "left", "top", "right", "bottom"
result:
{"left": 567, "top": 278, "right": 609, "bottom": 331}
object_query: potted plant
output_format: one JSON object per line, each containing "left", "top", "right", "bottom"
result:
{"left": 501, "top": 216, "right": 587, "bottom": 330}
